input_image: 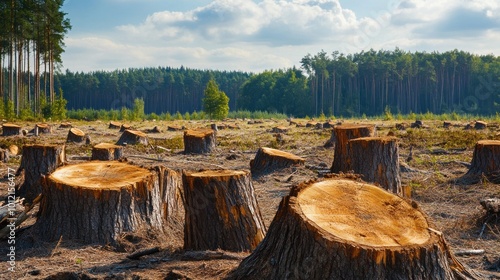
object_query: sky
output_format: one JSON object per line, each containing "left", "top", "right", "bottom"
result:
{"left": 60, "top": 0, "right": 500, "bottom": 73}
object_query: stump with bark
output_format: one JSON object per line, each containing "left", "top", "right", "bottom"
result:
{"left": 228, "top": 178, "right": 479, "bottom": 280}
{"left": 109, "top": 121, "right": 122, "bottom": 129}
{"left": 348, "top": 136, "right": 402, "bottom": 194}
{"left": 16, "top": 144, "right": 66, "bottom": 202}
{"left": 250, "top": 147, "right": 305, "bottom": 175}
{"left": 35, "top": 123, "right": 52, "bottom": 134}
{"left": 120, "top": 124, "right": 132, "bottom": 132}
{"left": 331, "top": 124, "right": 376, "bottom": 173}
{"left": 91, "top": 143, "right": 124, "bottom": 160}
{"left": 461, "top": 140, "right": 500, "bottom": 184}
{"left": 2, "top": 123, "right": 21, "bottom": 136}
{"left": 35, "top": 161, "right": 183, "bottom": 245}
{"left": 182, "top": 169, "right": 266, "bottom": 252}
{"left": 59, "top": 122, "right": 72, "bottom": 129}
{"left": 474, "top": 121, "right": 487, "bottom": 130}
{"left": 66, "top": 128, "right": 86, "bottom": 143}
{"left": 116, "top": 129, "right": 149, "bottom": 146}
{"left": 183, "top": 129, "right": 216, "bottom": 154}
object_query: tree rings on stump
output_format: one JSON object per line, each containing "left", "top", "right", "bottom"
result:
{"left": 120, "top": 124, "right": 132, "bottom": 132}
{"left": 182, "top": 169, "right": 266, "bottom": 252}
{"left": 461, "top": 140, "right": 500, "bottom": 184}
{"left": 250, "top": 147, "right": 305, "bottom": 175}
{"left": 348, "top": 136, "right": 402, "bottom": 194}
{"left": 109, "top": 121, "right": 122, "bottom": 129}
{"left": 91, "top": 143, "right": 124, "bottom": 161}
{"left": 66, "top": 128, "right": 86, "bottom": 143}
{"left": 229, "top": 178, "right": 476, "bottom": 280}
{"left": 35, "top": 123, "right": 52, "bottom": 134}
{"left": 331, "top": 124, "right": 375, "bottom": 173}
{"left": 2, "top": 123, "right": 21, "bottom": 136}
{"left": 183, "top": 129, "right": 216, "bottom": 154}
{"left": 17, "top": 144, "right": 66, "bottom": 202}
{"left": 116, "top": 129, "right": 149, "bottom": 146}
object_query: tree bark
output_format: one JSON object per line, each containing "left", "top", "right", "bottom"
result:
{"left": 461, "top": 140, "right": 500, "bottom": 184}
{"left": 120, "top": 124, "right": 132, "bottom": 132}
{"left": 91, "top": 143, "right": 124, "bottom": 161}
{"left": 250, "top": 147, "right": 305, "bottom": 175}
{"left": 182, "top": 169, "right": 266, "bottom": 252}
{"left": 109, "top": 121, "right": 122, "bottom": 129}
{"left": 2, "top": 123, "right": 21, "bottom": 136}
{"left": 16, "top": 144, "right": 66, "bottom": 203}
{"left": 331, "top": 124, "right": 376, "bottom": 173}
{"left": 116, "top": 129, "right": 149, "bottom": 146}
{"left": 348, "top": 136, "right": 402, "bottom": 194}
{"left": 228, "top": 178, "right": 479, "bottom": 280}
{"left": 35, "top": 162, "right": 184, "bottom": 245}
{"left": 183, "top": 129, "right": 216, "bottom": 154}
{"left": 66, "top": 128, "right": 86, "bottom": 143}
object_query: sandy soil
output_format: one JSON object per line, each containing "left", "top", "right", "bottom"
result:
{"left": 0, "top": 119, "right": 498, "bottom": 279}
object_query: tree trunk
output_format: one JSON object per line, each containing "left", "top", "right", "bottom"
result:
{"left": 66, "top": 128, "right": 86, "bottom": 143}
{"left": 250, "top": 147, "right": 305, "bottom": 175}
{"left": 2, "top": 123, "right": 21, "bottom": 136}
{"left": 16, "top": 144, "right": 66, "bottom": 203}
{"left": 183, "top": 129, "right": 216, "bottom": 154}
{"left": 228, "top": 178, "right": 479, "bottom": 280}
{"left": 182, "top": 169, "right": 266, "bottom": 252}
{"left": 35, "top": 162, "right": 184, "bottom": 245}
{"left": 116, "top": 129, "right": 149, "bottom": 146}
{"left": 109, "top": 121, "right": 122, "bottom": 129}
{"left": 331, "top": 124, "right": 376, "bottom": 173}
{"left": 91, "top": 143, "right": 124, "bottom": 161}
{"left": 348, "top": 136, "right": 402, "bottom": 194}
{"left": 461, "top": 140, "right": 500, "bottom": 184}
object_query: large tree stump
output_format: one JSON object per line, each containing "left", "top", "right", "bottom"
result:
{"left": 331, "top": 124, "right": 375, "bottom": 173}
{"left": 182, "top": 169, "right": 266, "bottom": 252}
{"left": 66, "top": 128, "right": 86, "bottom": 143}
{"left": 250, "top": 147, "right": 305, "bottom": 175}
{"left": 116, "top": 129, "right": 149, "bottom": 146}
{"left": 461, "top": 140, "right": 500, "bottom": 184}
{"left": 2, "top": 123, "right": 21, "bottom": 136}
{"left": 35, "top": 162, "right": 182, "bottom": 245}
{"left": 348, "top": 136, "right": 402, "bottom": 194}
{"left": 109, "top": 121, "right": 122, "bottom": 129}
{"left": 16, "top": 144, "right": 66, "bottom": 202}
{"left": 183, "top": 129, "right": 216, "bottom": 154}
{"left": 228, "top": 178, "right": 478, "bottom": 280}
{"left": 91, "top": 143, "right": 124, "bottom": 161}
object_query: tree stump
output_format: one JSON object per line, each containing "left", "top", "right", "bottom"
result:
{"left": 116, "top": 129, "right": 149, "bottom": 146}
{"left": 59, "top": 122, "right": 72, "bottom": 129}
{"left": 411, "top": 120, "right": 424, "bottom": 128}
{"left": 35, "top": 123, "right": 52, "bottom": 134}
{"left": 91, "top": 143, "right": 124, "bottom": 161}
{"left": 35, "top": 161, "right": 182, "bottom": 245}
{"left": 348, "top": 136, "right": 402, "bottom": 194}
{"left": 16, "top": 144, "right": 66, "bottom": 202}
{"left": 183, "top": 129, "right": 216, "bottom": 154}
{"left": 331, "top": 124, "right": 376, "bottom": 173}
{"left": 66, "top": 128, "right": 86, "bottom": 143}
{"left": 324, "top": 128, "right": 336, "bottom": 148}
{"left": 120, "top": 124, "right": 132, "bottom": 132}
{"left": 461, "top": 140, "right": 500, "bottom": 184}
{"left": 2, "top": 123, "right": 21, "bottom": 136}
{"left": 443, "top": 121, "right": 452, "bottom": 129}
{"left": 250, "top": 147, "right": 305, "bottom": 175}
{"left": 109, "top": 121, "right": 122, "bottom": 129}
{"left": 182, "top": 169, "right": 266, "bottom": 252}
{"left": 228, "top": 178, "right": 478, "bottom": 280}
{"left": 474, "top": 121, "right": 487, "bottom": 130}
{"left": 168, "top": 125, "right": 184, "bottom": 131}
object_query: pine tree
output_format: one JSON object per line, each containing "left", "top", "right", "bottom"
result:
{"left": 203, "top": 79, "right": 229, "bottom": 120}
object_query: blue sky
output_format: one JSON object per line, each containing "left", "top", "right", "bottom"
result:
{"left": 61, "top": 0, "right": 500, "bottom": 73}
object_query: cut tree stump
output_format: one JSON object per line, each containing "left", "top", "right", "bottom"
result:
{"left": 35, "top": 162, "right": 183, "bottom": 245}
{"left": 461, "top": 140, "right": 500, "bottom": 184}
{"left": 35, "top": 123, "right": 52, "bottom": 134}
{"left": 228, "top": 178, "right": 479, "bottom": 280}
{"left": 331, "top": 124, "right": 376, "bottom": 173}
{"left": 116, "top": 129, "right": 149, "bottom": 146}
{"left": 183, "top": 129, "right": 216, "bottom": 154}
{"left": 109, "top": 121, "right": 122, "bottom": 129}
{"left": 182, "top": 169, "right": 266, "bottom": 252}
{"left": 120, "top": 124, "right": 132, "bottom": 132}
{"left": 16, "top": 144, "right": 66, "bottom": 202}
{"left": 66, "top": 128, "right": 86, "bottom": 143}
{"left": 91, "top": 143, "right": 124, "bottom": 160}
{"left": 2, "top": 123, "right": 21, "bottom": 136}
{"left": 474, "top": 121, "right": 487, "bottom": 130}
{"left": 59, "top": 122, "right": 72, "bottom": 129}
{"left": 348, "top": 136, "right": 402, "bottom": 194}
{"left": 250, "top": 147, "right": 305, "bottom": 175}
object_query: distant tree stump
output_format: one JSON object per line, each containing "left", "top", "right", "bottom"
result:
{"left": 59, "top": 122, "right": 72, "bottom": 129}
{"left": 120, "top": 124, "right": 132, "bottom": 132}
{"left": 271, "top": 126, "right": 288, "bottom": 133}
{"left": 35, "top": 123, "right": 52, "bottom": 134}
{"left": 66, "top": 128, "right": 86, "bottom": 143}
{"left": 474, "top": 121, "right": 487, "bottom": 130}
{"left": 324, "top": 128, "right": 336, "bottom": 148}
{"left": 443, "top": 121, "right": 452, "bottom": 129}
{"left": 331, "top": 124, "right": 375, "bottom": 173}
{"left": 35, "top": 162, "right": 180, "bottom": 245}
{"left": 348, "top": 136, "right": 402, "bottom": 194}
{"left": 16, "top": 144, "right": 66, "bottom": 202}
{"left": 183, "top": 129, "right": 216, "bottom": 154}
{"left": 182, "top": 170, "right": 266, "bottom": 252}
{"left": 168, "top": 125, "right": 184, "bottom": 131}
{"left": 250, "top": 147, "right": 305, "bottom": 175}
{"left": 91, "top": 143, "right": 124, "bottom": 160}
{"left": 116, "top": 129, "right": 149, "bottom": 146}
{"left": 109, "top": 121, "right": 122, "bottom": 129}
{"left": 462, "top": 140, "right": 500, "bottom": 183}
{"left": 2, "top": 123, "right": 21, "bottom": 136}
{"left": 228, "top": 178, "right": 478, "bottom": 280}
{"left": 411, "top": 120, "right": 424, "bottom": 128}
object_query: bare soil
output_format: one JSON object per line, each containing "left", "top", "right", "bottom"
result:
{"left": 0, "top": 119, "right": 499, "bottom": 279}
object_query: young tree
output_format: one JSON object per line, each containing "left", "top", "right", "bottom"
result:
{"left": 203, "top": 79, "right": 229, "bottom": 120}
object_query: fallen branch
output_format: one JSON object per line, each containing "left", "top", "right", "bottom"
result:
{"left": 126, "top": 247, "right": 161, "bottom": 260}
{"left": 0, "top": 194, "right": 41, "bottom": 239}
{"left": 454, "top": 249, "right": 485, "bottom": 256}
{"left": 181, "top": 250, "right": 245, "bottom": 261}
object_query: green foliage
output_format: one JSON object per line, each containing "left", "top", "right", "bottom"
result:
{"left": 52, "top": 90, "right": 68, "bottom": 120}
{"left": 183, "top": 112, "right": 191, "bottom": 120}
{"left": 120, "top": 107, "right": 130, "bottom": 120}
{"left": 174, "top": 111, "right": 183, "bottom": 120}
{"left": 383, "top": 105, "right": 393, "bottom": 121}
{"left": 4, "top": 100, "right": 15, "bottom": 120}
{"left": 132, "top": 98, "right": 145, "bottom": 120}
{"left": 203, "top": 79, "right": 229, "bottom": 120}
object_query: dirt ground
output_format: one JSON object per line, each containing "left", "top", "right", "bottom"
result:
{"left": 0, "top": 118, "right": 499, "bottom": 279}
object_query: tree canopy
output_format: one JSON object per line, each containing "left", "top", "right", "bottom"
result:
{"left": 203, "top": 79, "right": 229, "bottom": 120}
